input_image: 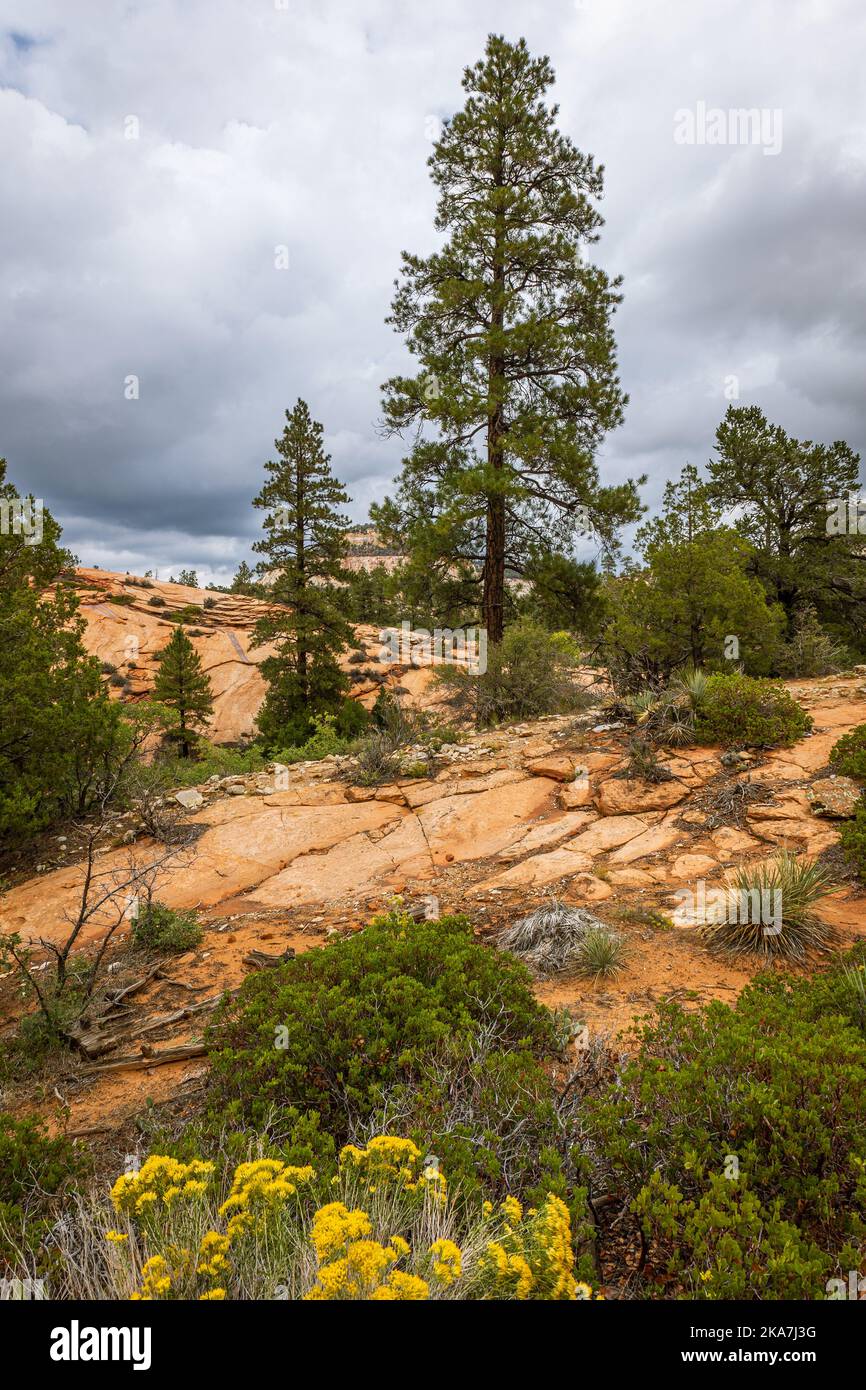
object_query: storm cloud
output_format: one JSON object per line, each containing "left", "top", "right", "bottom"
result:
{"left": 1, "top": 0, "right": 863, "bottom": 583}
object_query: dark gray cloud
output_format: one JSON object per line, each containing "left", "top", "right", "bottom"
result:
{"left": 1, "top": 0, "right": 863, "bottom": 583}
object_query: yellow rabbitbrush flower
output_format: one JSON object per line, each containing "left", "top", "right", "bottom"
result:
{"left": 197, "top": 1231, "right": 231, "bottom": 1280}
{"left": 533, "top": 1194, "right": 578, "bottom": 1301}
{"left": 305, "top": 1238, "right": 403, "bottom": 1300}
{"left": 429, "top": 1238, "right": 462, "bottom": 1287}
{"left": 309, "top": 1202, "right": 373, "bottom": 1262}
{"left": 219, "top": 1158, "right": 314, "bottom": 1240}
{"left": 480, "top": 1240, "right": 534, "bottom": 1299}
{"left": 477, "top": 1195, "right": 580, "bottom": 1301}
{"left": 131, "top": 1248, "right": 193, "bottom": 1301}
{"left": 502, "top": 1196, "right": 523, "bottom": 1225}
{"left": 371, "top": 1272, "right": 430, "bottom": 1301}
{"left": 111, "top": 1156, "right": 214, "bottom": 1219}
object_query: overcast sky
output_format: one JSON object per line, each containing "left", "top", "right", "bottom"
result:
{"left": 1, "top": 0, "right": 864, "bottom": 585}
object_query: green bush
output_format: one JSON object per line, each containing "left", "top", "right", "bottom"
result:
{"left": 142, "top": 740, "right": 265, "bottom": 790}
{"left": 830, "top": 723, "right": 866, "bottom": 780}
{"left": 840, "top": 804, "right": 866, "bottom": 878}
{"left": 206, "top": 910, "right": 557, "bottom": 1147}
{"left": 167, "top": 605, "right": 202, "bottom": 624}
{"left": 435, "top": 619, "right": 590, "bottom": 726}
{"left": 271, "top": 710, "right": 366, "bottom": 766}
{"left": 587, "top": 959, "right": 866, "bottom": 1298}
{"left": 694, "top": 673, "right": 812, "bottom": 747}
{"left": 776, "top": 604, "right": 849, "bottom": 678}
{"left": 147, "top": 595, "right": 167, "bottom": 607}
{"left": 132, "top": 900, "right": 203, "bottom": 954}
{"left": 0, "top": 1113, "right": 90, "bottom": 1276}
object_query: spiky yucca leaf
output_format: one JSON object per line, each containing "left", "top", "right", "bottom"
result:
{"left": 701, "top": 851, "right": 836, "bottom": 961}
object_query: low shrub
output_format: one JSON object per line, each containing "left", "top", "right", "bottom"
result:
{"left": 131, "top": 900, "right": 203, "bottom": 954}
{"left": 435, "top": 620, "right": 592, "bottom": 726}
{"left": 694, "top": 673, "right": 811, "bottom": 747}
{"left": 839, "top": 804, "right": 866, "bottom": 878}
{"left": 830, "top": 723, "right": 866, "bottom": 780}
{"left": 147, "top": 595, "right": 167, "bottom": 607}
{"left": 624, "top": 737, "right": 671, "bottom": 782}
{"left": 353, "top": 732, "right": 401, "bottom": 785}
{"left": 586, "top": 956, "right": 866, "bottom": 1298}
{"left": 776, "top": 605, "right": 849, "bottom": 678}
{"left": 144, "top": 741, "right": 265, "bottom": 790}
{"left": 206, "top": 911, "right": 557, "bottom": 1149}
{"left": 0, "top": 1113, "right": 90, "bottom": 1278}
{"left": 18, "top": 1140, "right": 589, "bottom": 1300}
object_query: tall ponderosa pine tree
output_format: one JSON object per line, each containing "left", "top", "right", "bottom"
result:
{"left": 375, "top": 34, "right": 643, "bottom": 644}
{"left": 251, "top": 400, "right": 353, "bottom": 746}
{"left": 153, "top": 627, "right": 214, "bottom": 757}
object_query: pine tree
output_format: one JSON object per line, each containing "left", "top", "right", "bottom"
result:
{"left": 229, "top": 561, "right": 260, "bottom": 597}
{"left": 251, "top": 400, "right": 353, "bottom": 747}
{"left": 376, "top": 34, "right": 643, "bottom": 645}
{"left": 0, "top": 459, "right": 127, "bottom": 839}
{"left": 153, "top": 627, "right": 214, "bottom": 757}
{"left": 604, "top": 463, "right": 785, "bottom": 683}
{"left": 708, "top": 405, "right": 864, "bottom": 641}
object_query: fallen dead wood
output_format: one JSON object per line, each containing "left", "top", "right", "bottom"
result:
{"left": 70, "top": 991, "right": 235, "bottom": 1059}
{"left": 81, "top": 1043, "right": 207, "bottom": 1075}
{"left": 242, "top": 946, "right": 296, "bottom": 969}
{"left": 154, "top": 971, "right": 208, "bottom": 992}
{"left": 109, "top": 964, "right": 162, "bottom": 1005}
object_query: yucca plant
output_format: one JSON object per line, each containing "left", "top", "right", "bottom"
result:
{"left": 575, "top": 926, "right": 628, "bottom": 981}
{"left": 671, "top": 665, "right": 709, "bottom": 709}
{"left": 701, "top": 851, "right": 837, "bottom": 961}
{"left": 625, "top": 688, "right": 659, "bottom": 720}
{"left": 499, "top": 901, "right": 607, "bottom": 978}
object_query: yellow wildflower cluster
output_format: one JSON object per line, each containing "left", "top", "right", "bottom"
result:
{"left": 305, "top": 1199, "right": 432, "bottom": 1300}
{"left": 309, "top": 1202, "right": 373, "bottom": 1261}
{"left": 338, "top": 1136, "right": 447, "bottom": 1202}
{"left": 111, "top": 1156, "right": 214, "bottom": 1219}
{"left": 478, "top": 1194, "right": 582, "bottom": 1301}
{"left": 218, "top": 1158, "right": 314, "bottom": 1240}
{"left": 197, "top": 1230, "right": 231, "bottom": 1280}
{"left": 130, "top": 1244, "right": 194, "bottom": 1301}
{"left": 305, "top": 1230, "right": 430, "bottom": 1301}
{"left": 429, "top": 1238, "right": 462, "bottom": 1287}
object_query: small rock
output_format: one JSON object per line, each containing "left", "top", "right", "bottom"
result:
{"left": 174, "top": 789, "right": 205, "bottom": 810}
{"left": 808, "top": 775, "right": 862, "bottom": 819}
